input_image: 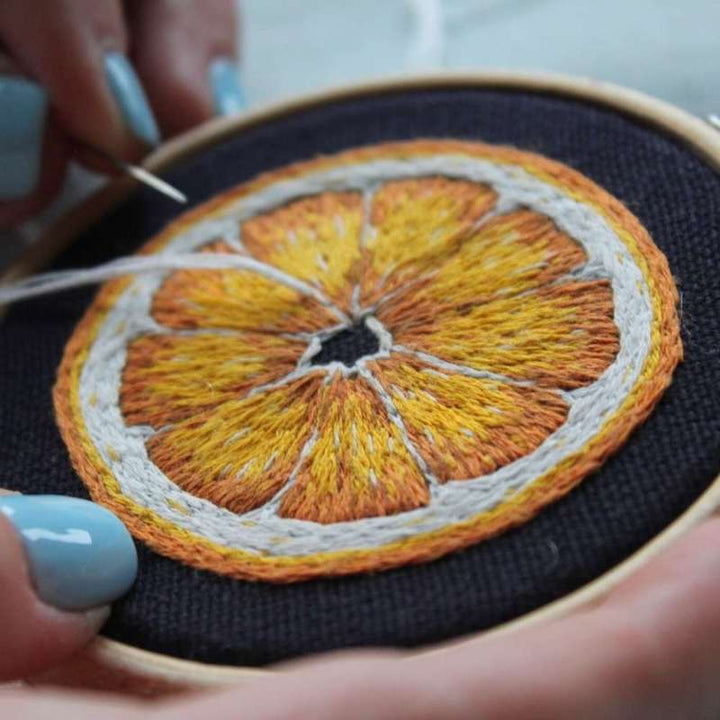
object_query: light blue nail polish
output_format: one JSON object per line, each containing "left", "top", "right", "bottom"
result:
{"left": 208, "top": 57, "right": 246, "bottom": 116}
{"left": 0, "top": 495, "right": 137, "bottom": 611}
{"left": 104, "top": 51, "right": 160, "bottom": 147}
{"left": 0, "top": 77, "right": 47, "bottom": 200}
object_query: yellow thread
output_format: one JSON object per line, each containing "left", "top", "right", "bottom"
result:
{"left": 377, "top": 209, "right": 586, "bottom": 319}
{"left": 53, "top": 140, "right": 681, "bottom": 582}
{"left": 122, "top": 331, "right": 306, "bottom": 426}
{"left": 153, "top": 241, "right": 338, "bottom": 334}
{"left": 147, "top": 373, "right": 322, "bottom": 514}
{"left": 280, "top": 373, "right": 429, "bottom": 523}
{"left": 372, "top": 357, "right": 568, "bottom": 481}
{"left": 243, "top": 192, "right": 364, "bottom": 311}
{"left": 362, "top": 178, "right": 496, "bottom": 304}
{"left": 167, "top": 498, "right": 191, "bottom": 516}
{"left": 387, "top": 280, "right": 618, "bottom": 389}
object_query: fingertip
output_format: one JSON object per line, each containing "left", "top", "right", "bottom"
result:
{"left": 103, "top": 51, "right": 161, "bottom": 149}
{"left": 208, "top": 57, "right": 246, "bottom": 117}
{"left": 0, "top": 495, "right": 136, "bottom": 680}
{"left": 607, "top": 516, "right": 720, "bottom": 610}
{"left": 16, "top": 603, "right": 111, "bottom": 680}
{"left": 0, "top": 0, "right": 160, "bottom": 167}
{"left": 0, "top": 495, "right": 137, "bottom": 612}
{"left": 0, "top": 103, "right": 69, "bottom": 230}
{"left": 0, "top": 515, "right": 93, "bottom": 680}
{"left": 0, "top": 76, "right": 47, "bottom": 200}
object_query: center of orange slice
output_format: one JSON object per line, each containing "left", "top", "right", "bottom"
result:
{"left": 311, "top": 318, "right": 382, "bottom": 367}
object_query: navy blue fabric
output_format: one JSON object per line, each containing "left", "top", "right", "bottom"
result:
{"left": 1, "top": 86, "right": 718, "bottom": 666}
{"left": 314, "top": 322, "right": 380, "bottom": 366}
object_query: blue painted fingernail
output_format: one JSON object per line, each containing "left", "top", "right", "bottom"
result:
{"left": 208, "top": 57, "right": 246, "bottom": 116}
{"left": 0, "top": 495, "right": 137, "bottom": 611}
{"left": 0, "top": 77, "right": 47, "bottom": 200}
{"left": 104, "top": 51, "right": 160, "bottom": 147}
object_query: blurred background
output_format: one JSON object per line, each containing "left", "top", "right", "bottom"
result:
{"left": 242, "top": 0, "right": 718, "bottom": 116}
{"left": 4, "top": 0, "right": 718, "bottom": 261}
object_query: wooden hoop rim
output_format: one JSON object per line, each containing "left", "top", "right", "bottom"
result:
{"left": 6, "top": 70, "right": 718, "bottom": 694}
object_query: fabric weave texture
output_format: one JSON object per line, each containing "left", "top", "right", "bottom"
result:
{"left": 0, "top": 87, "right": 718, "bottom": 666}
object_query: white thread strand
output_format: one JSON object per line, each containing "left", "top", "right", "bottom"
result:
{"left": 0, "top": 252, "right": 350, "bottom": 324}
{"left": 393, "top": 345, "right": 540, "bottom": 389}
{"left": 358, "top": 365, "right": 440, "bottom": 490}
{"left": 257, "top": 430, "right": 319, "bottom": 517}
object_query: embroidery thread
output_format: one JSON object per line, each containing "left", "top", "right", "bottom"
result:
{"left": 54, "top": 140, "right": 682, "bottom": 581}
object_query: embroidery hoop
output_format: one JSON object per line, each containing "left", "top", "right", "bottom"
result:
{"left": 3, "top": 71, "right": 719, "bottom": 695}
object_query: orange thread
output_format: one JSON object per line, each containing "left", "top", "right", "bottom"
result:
{"left": 53, "top": 139, "right": 682, "bottom": 582}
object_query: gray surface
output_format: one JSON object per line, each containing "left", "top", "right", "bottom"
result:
{"left": 243, "top": 0, "right": 719, "bottom": 116}
{"left": 4, "top": 0, "right": 718, "bottom": 252}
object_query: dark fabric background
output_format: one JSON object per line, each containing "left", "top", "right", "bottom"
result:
{"left": 1, "top": 87, "right": 718, "bottom": 666}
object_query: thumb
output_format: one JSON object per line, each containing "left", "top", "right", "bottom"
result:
{"left": 0, "top": 494, "right": 137, "bottom": 681}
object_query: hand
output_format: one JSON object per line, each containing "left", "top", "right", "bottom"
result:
{"left": 0, "top": 494, "right": 137, "bottom": 680}
{"left": 0, "top": 0, "right": 242, "bottom": 228}
{"left": 2, "top": 501, "right": 719, "bottom": 719}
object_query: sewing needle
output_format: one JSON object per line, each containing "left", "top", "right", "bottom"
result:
{"left": 84, "top": 145, "right": 188, "bottom": 205}
{"left": 120, "top": 161, "right": 188, "bottom": 204}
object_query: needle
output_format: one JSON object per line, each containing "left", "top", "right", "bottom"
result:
{"left": 120, "top": 161, "right": 188, "bottom": 204}
{"left": 83, "top": 145, "right": 188, "bottom": 205}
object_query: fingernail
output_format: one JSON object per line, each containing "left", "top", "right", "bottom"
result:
{"left": 0, "top": 77, "right": 47, "bottom": 200}
{"left": 104, "top": 51, "right": 160, "bottom": 147}
{"left": 0, "top": 495, "right": 137, "bottom": 611}
{"left": 208, "top": 57, "right": 246, "bottom": 116}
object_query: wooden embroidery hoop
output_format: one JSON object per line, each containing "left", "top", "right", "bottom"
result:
{"left": 4, "top": 71, "right": 719, "bottom": 696}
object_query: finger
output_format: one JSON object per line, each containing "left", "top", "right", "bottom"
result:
{"left": 0, "top": 495, "right": 137, "bottom": 681}
{"left": 0, "top": 54, "right": 68, "bottom": 223}
{"left": 425, "top": 517, "right": 720, "bottom": 720}
{"left": 158, "top": 518, "right": 720, "bottom": 720}
{"left": 0, "top": 687, "right": 145, "bottom": 720}
{"left": 0, "top": 0, "right": 159, "bottom": 161}
{"left": 127, "top": 0, "right": 243, "bottom": 137}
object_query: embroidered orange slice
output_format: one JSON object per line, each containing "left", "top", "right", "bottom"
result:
{"left": 54, "top": 140, "right": 681, "bottom": 582}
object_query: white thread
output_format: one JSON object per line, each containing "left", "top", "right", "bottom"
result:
{"left": 358, "top": 365, "right": 440, "bottom": 489}
{"left": 393, "top": 345, "right": 539, "bottom": 388}
{"left": 295, "top": 315, "right": 392, "bottom": 372}
{"left": 364, "top": 315, "right": 394, "bottom": 354}
{"left": 245, "top": 363, "right": 324, "bottom": 399}
{"left": 71, "top": 154, "right": 652, "bottom": 556}
{"left": 0, "top": 252, "right": 349, "bottom": 325}
{"left": 260, "top": 429, "right": 319, "bottom": 516}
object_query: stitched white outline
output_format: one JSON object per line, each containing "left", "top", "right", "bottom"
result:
{"left": 75, "top": 154, "right": 653, "bottom": 556}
